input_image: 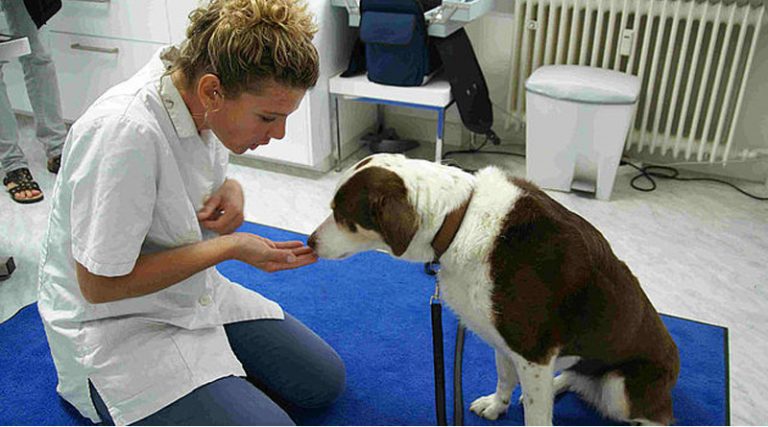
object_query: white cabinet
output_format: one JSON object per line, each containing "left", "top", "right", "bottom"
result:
{"left": 2, "top": 0, "right": 355, "bottom": 171}
{"left": 2, "top": 0, "right": 169, "bottom": 122}
{"left": 46, "top": 0, "right": 169, "bottom": 121}
{"left": 51, "top": 33, "right": 162, "bottom": 120}
{"left": 47, "top": 0, "right": 171, "bottom": 43}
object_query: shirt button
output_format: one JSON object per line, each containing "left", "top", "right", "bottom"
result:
{"left": 198, "top": 294, "right": 213, "bottom": 307}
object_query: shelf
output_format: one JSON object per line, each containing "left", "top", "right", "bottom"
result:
{"left": 330, "top": 0, "right": 495, "bottom": 38}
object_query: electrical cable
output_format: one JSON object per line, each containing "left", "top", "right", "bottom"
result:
{"left": 621, "top": 160, "right": 768, "bottom": 201}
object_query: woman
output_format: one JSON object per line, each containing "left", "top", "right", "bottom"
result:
{"left": 37, "top": 0, "right": 344, "bottom": 425}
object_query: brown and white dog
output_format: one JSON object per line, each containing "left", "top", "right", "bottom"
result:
{"left": 308, "top": 154, "right": 679, "bottom": 425}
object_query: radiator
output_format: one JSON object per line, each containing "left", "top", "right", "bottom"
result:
{"left": 505, "top": 0, "right": 765, "bottom": 164}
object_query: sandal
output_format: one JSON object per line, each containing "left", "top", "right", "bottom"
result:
{"left": 47, "top": 155, "right": 61, "bottom": 174}
{"left": 3, "top": 167, "right": 44, "bottom": 204}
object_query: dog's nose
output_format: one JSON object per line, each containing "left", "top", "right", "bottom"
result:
{"left": 307, "top": 233, "right": 317, "bottom": 250}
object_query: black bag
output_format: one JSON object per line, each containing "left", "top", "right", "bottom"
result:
{"left": 433, "top": 28, "right": 497, "bottom": 140}
{"left": 22, "top": 0, "right": 62, "bottom": 29}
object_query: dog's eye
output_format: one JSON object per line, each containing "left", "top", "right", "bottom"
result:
{"left": 337, "top": 217, "right": 357, "bottom": 233}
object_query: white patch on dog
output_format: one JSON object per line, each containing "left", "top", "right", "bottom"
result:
{"left": 554, "top": 370, "right": 631, "bottom": 421}
{"left": 311, "top": 215, "right": 388, "bottom": 259}
{"left": 469, "top": 350, "right": 519, "bottom": 420}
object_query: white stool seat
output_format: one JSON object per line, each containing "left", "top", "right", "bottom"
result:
{"left": 329, "top": 73, "right": 453, "bottom": 107}
{"left": 328, "top": 72, "right": 454, "bottom": 170}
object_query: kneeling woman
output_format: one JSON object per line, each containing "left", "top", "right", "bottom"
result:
{"left": 38, "top": 0, "right": 344, "bottom": 424}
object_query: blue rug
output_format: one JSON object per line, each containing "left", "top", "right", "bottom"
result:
{"left": 0, "top": 222, "right": 729, "bottom": 425}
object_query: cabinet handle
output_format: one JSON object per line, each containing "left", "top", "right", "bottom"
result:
{"left": 70, "top": 43, "right": 119, "bottom": 54}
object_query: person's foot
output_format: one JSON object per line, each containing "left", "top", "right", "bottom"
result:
{"left": 3, "top": 167, "right": 44, "bottom": 204}
{"left": 47, "top": 155, "right": 61, "bottom": 174}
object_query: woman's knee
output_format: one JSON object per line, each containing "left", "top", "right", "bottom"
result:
{"left": 298, "top": 348, "right": 346, "bottom": 409}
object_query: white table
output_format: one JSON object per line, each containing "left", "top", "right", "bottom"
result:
{"left": 0, "top": 34, "right": 30, "bottom": 61}
{"left": 329, "top": 72, "right": 454, "bottom": 170}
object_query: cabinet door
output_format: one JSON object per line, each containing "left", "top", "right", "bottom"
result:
{"left": 51, "top": 33, "right": 163, "bottom": 121}
{"left": 238, "top": 94, "right": 311, "bottom": 166}
{"left": 47, "top": 0, "right": 170, "bottom": 44}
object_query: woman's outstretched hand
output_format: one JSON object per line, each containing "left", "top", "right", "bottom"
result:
{"left": 230, "top": 232, "right": 318, "bottom": 272}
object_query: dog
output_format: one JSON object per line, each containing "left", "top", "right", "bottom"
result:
{"left": 308, "top": 153, "right": 679, "bottom": 425}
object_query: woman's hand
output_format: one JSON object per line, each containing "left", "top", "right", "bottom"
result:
{"left": 198, "top": 179, "right": 245, "bottom": 235}
{"left": 231, "top": 232, "right": 318, "bottom": 272}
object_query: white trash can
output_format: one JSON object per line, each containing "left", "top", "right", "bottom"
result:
{"left": 525, "top": 65, "right": 640, "bottom": 200}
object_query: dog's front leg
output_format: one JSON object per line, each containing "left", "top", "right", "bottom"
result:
{"left": 469, "top": 350, "right": 518, "bottom": 420}
{"left": 514, "top": 353, "right": 557, "bottom": 426}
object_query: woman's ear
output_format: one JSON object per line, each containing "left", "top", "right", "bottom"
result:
{"left": 197, "top": 73, "right": 223, "bottom": 112}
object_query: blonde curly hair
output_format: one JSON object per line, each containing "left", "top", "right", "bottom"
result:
{"left": 172, "top": 0, "right": 319, "bottom": 97}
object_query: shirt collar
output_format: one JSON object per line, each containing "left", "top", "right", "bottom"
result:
{"left": 158, "top": 46, "right": 199, "bottom": 140}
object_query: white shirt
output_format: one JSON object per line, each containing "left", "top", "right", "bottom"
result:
{"left": 37, "top": 46, "right": 284, "bottom": 425}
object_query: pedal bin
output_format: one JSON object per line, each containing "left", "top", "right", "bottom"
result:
{"left": 525, "top": 65, "right": 640, "bottom": 200}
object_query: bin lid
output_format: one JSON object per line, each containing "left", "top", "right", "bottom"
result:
{"left": 525, "top": 65, "right": 641, "bottom": 105}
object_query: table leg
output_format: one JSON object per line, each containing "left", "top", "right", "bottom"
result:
{"left": 435, "top": 107, "right": 445, "bottom": 163}
{"left": 331, "top": 94, "right": 342, "bottom": 172}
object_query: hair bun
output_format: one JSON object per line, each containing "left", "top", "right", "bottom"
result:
{"left": 220, "top": 0, "right": 314, "bottom": 36}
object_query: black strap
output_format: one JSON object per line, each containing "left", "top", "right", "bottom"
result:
{"left": 453, "top": 324, "right": 465, "bottom": 426}
{"left": 431, "top": 301, "right": 447, "bottom": 426}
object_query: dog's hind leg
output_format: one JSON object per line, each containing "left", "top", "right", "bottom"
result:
{"left": 469, "top": 350, "right": 519, "bottom": 420}
{"left": 519, "top": 356, "right": 581, "bottom": 404}
{"left": 512, "top": 352, "right": 558, "bottom": 426}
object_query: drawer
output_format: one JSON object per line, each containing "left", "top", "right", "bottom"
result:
{"left": 47, "top": 0, "right": 170, "bottom": 44}
{"left": 51, "top": 33, "right": 164, "bottom": 121}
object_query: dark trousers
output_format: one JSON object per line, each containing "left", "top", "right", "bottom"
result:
{"left": 90, "top": 313, "right": 346, "bottom": 425}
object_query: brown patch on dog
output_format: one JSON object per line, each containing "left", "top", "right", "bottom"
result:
{"left": 354, "top": 157, "right": 374, "bottom": 171}
{"left": 333, "top": 166, "right": 419, "bottom": 256}
{"left": 488, "top": 177, "right": 678, "bottom": 423}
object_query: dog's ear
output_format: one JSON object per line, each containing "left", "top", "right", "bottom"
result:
{"left": 372, "top": 193, "right": 419, "bottom": 257}
{"left": 334, "top": 166, "right": 419, "bottom": 256}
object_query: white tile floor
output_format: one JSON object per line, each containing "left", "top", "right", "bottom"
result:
{"left": 2, "top": 117, "right": 767, "bottom": 425}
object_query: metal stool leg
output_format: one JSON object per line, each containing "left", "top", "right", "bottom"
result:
{"left": 435, "top": 107, "right": 445, "bottom": 163}
{"left": 331, "top": 94, "right": 343, "bottom": 172}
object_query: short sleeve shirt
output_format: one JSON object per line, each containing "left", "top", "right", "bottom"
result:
{"left": 37, "top": 46, "right": 284, "bottom": 425}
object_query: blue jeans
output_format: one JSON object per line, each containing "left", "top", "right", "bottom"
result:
{"left": 0, "top": 0, "right": 66, "bottom": 174}
{"left": 90, "top": 313, "right": 346, "bottom": 426}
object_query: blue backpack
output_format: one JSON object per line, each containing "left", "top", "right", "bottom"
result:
{"left": 357, "top": 0, "right": 441, "bottom": 87}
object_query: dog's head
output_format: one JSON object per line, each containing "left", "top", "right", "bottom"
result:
{"left": 308, "top": 154, "right": 474, "bottom": 261}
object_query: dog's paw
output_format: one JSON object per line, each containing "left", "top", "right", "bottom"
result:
{"left": 470, "top": 393, "right": 509, "bottom": 420}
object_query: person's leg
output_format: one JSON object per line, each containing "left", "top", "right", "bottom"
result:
{"left": 4, "top": 0, "right": 66, "bottom": 163}
{"left": 0, "top": 58, "right": 42, "bottom": 203}
{"left": 225, "top": 313, "right": 346, "bottom": 409}
{"left": 90, "top": 376, "right": 295, "bottom": 426}
{"left": 0, "top": 60, "right": 26, "bottom": 174}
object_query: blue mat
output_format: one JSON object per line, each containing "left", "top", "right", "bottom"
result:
{"left": 0, "top": 222, "right": 729, "bottom": 425}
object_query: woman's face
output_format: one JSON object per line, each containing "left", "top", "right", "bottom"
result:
{"left": 207, "top": 83, "right": 306, "bottom": 155}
